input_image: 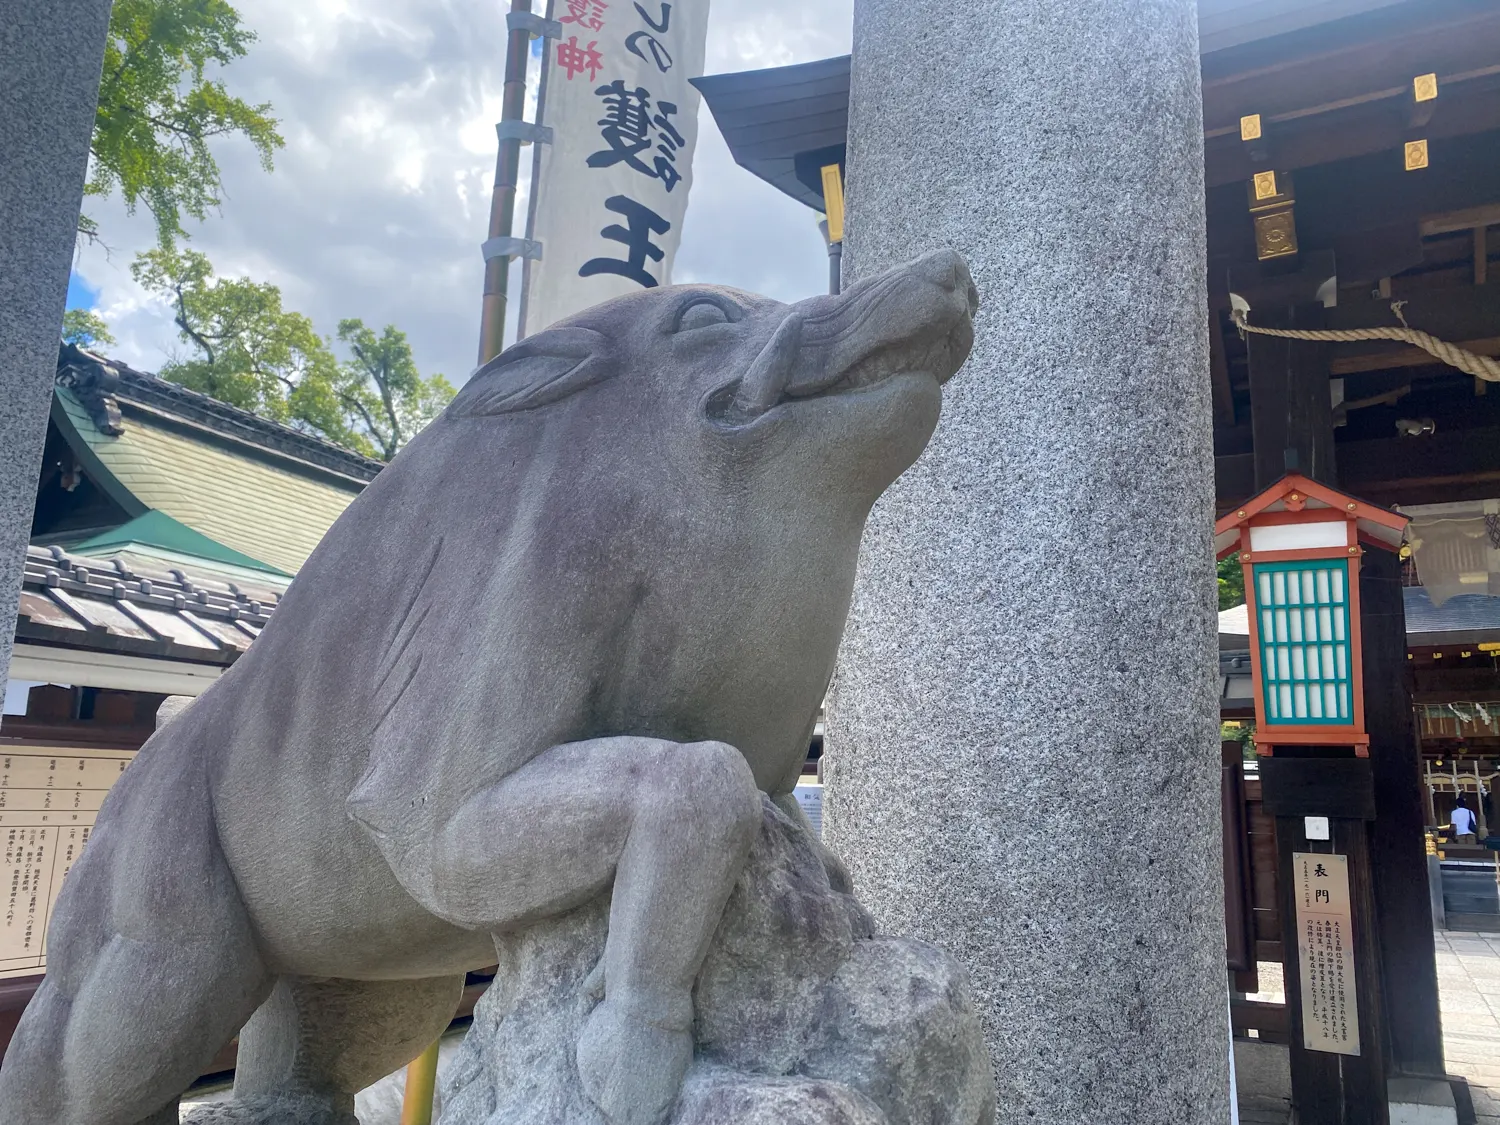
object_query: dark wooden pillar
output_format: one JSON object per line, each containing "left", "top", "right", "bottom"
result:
{"left": 1262, "top": 757, "right": 1389, "bottom": 1125}
{"left": 1247, "top": 302, "right": 1337, "bottom": 490}
{"left": 1235, "top": 254, "right": 1448, "bottom": 1116}
{"left": 1237, "top": 252, "right": 1445, "bottom": 1081}
{"left": 1362, "top": 548, "right": 1446, "bottom": 1077}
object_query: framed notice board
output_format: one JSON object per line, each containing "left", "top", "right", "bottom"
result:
{"left": 0, "top": 745, "right": 135, "bottom": 980}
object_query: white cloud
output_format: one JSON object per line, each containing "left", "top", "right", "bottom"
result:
{"left": 73, "top": 0, "right": 851, "bottom": 384}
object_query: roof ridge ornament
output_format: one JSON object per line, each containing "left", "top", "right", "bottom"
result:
{"left": 56, "top": 343, "right": 124, "bottom": 436}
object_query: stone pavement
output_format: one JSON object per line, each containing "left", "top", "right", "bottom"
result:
{"left": 1436, "top": 929, "right": 1500, "bottom": 1124}
{"left": 1239, "top": 932, "right": 1500, "bottom": 1124}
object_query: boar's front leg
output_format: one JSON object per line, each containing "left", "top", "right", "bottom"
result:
{"left": 415, "top": 735, "right": 762, "bottom": 1125}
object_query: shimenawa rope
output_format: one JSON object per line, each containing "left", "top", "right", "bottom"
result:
{"left": 1231, "top": 301, "right": 1500, "bottom": 382}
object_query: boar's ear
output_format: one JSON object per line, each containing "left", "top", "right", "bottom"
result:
{"left": 448, "top": 326, "right": 613, "bottom": 417}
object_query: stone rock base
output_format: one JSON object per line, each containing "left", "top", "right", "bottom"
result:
{"left": 182, "top": 1093, "right": 357, "bottom": 1124}
{"left": 439, "top": 798, "right": 995, "bottom": 1125}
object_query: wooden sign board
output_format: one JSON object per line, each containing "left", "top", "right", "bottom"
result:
{"left": 0, "top": 745, "right": 135, "bottom": 980}
{"left": 1292, "top": 850, "right": 1360, "bottom": 1056}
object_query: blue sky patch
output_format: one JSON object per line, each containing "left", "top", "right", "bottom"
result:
{"left": 66, "top": 274, "right": 99, "bottom": 311}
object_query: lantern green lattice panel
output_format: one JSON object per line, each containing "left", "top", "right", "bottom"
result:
{"left": 1252, "top": 558, "right": 1353, "bottom": 726}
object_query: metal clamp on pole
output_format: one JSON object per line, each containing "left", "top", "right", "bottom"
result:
{"left": 482, "top": 236, "right": 544, "bottom": 262}
{"left": 506, "top": 10, "right": 563, "bottom": 38}
{"left": 495, "top": 120, "right": 554, "bottom": 146}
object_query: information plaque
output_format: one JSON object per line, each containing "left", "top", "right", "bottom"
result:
{"left": 1292, "top": 850, "right": 1360, "bottom": 1056}
{"left": 0, "top": 745, "right": 135, "bottom": 980}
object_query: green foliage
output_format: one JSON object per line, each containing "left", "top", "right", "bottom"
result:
{"left": 335, "top": 320, "right": 457, "bottom": 461}
{"left": 61, "top": 309, "right": 116, "bottom": 348}
{"left": 132, "top": 246, "right": 344, "bottom": 433}
{"left": 1218, "top": 552, "right": 1245, "bottom": 611}
{"left": 87, "top": 0, "right": 283, "bottom": 247}
{"left": 1221, "top": 721, "right": 1253, "bottom": 747}
{"left": 133, "top": 248, "right": 453, "bottom": 459}
{"left": 1221, "top": 721, "right": 1257, "bottom": 761}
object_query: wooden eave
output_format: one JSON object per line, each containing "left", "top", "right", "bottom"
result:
{"left": 1202, "top": 0, "right": 1500, "bottom": 187}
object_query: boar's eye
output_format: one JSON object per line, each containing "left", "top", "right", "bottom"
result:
{"left": 673, "top": 298, "right": 738, "bottom": 333}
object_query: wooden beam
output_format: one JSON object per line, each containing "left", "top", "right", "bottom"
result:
{"left": 1420, "top": 203, "right": 1500, "bottom": 236}
{"left": 1326, "top": 284, "right": 1500, "bottom": 337}
{"left": 1209, "top": 306, "right": 1236, "bottom": 427}
{"left": 1231, "top": 998, "right": 1290, "bottom": 1044}
{"left": 1205, "top": 76, "right": 1500, "bottom": 189}
{"left": 1246, "top": 303, "right": 1337, "bottom": 489}
{"left": 1218, "top": 425, "right": 1500, "bottom": 509}
{"left": 1329, "top": 337, "right": 1500, "bottom": 376}
{"left": 1208, "top": 128, "right": 1500, "bottom": 259}
{"left": 1477, "top": 224, "right": 1490, "bottom": 285}
{"left": 1201, "top": 0, "right": 1500, "bottom": 133}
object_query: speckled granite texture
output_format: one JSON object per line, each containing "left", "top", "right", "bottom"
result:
{"left": 823, "top": 2, "right": 1230, "bottom": 1123}
{"left": 0, "top": 1, "right": 113, "bottom": 684}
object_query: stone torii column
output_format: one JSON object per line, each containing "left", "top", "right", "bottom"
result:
{"left": 822, "top": 2, "right": 1230, "bottom": 1123}
{"left": 0, "top": 2, "right": 116, "bottom": 686}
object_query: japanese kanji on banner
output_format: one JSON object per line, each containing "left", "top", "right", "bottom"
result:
{"left": 520, "top": 0, "right": 710, "bottom": 337}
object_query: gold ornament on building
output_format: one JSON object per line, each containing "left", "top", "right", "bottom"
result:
{"left": 1248, "top": 170, "right": 1298, "bottom": 261}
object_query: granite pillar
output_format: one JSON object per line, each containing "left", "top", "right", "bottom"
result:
{"left": 822, "top": 3, "right": 1229, "bottom": 1123}
{"left": 0, "top": 1, "right": 113, "bottom": 683}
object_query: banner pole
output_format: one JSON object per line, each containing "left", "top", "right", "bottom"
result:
{"left": 477, "top": 0, "right": 537, "bottom": 365}
{"left": 516, "top": 0, "right": 553, "bottom": 342}
{"left": 398, "top": 1038, "right": 442, "bottom": 1125}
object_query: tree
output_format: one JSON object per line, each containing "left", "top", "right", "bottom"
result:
{"left": 336, "top": 320, "right": 457, "bottom": 461}
{"left": 62, "top": 309, "right": 116, "bottom": 348}
{"left": 86, "top": 0, "right": 283, "bottom": 247}
{"left": 1218, "top": 553, "right": 1245, "bottom": 611}
{"left": 133, "top": 248, "right": 453, "bottom": 459}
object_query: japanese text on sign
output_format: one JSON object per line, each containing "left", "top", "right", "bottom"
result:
{"left": 0, "top": 746, "right": 135, "bottom": 980}
{"left": 1292, "top": 851, "right": 1360, "bottom": 1056}
{"left": 521, "top": 0, "right": 708, "bottom": 335}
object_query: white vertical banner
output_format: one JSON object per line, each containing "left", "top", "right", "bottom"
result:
{"left": 520, "top": 0, "right": 710, "bottom": 337}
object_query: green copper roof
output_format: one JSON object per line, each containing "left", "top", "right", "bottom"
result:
{"left": 54, "top": 387, "right": 365, "bottom": 574}
{"left": 69, "top": 510, "right": 290, "bottom": 577}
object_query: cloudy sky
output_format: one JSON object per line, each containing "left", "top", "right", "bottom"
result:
{"left": 71, "top": 0, "right": 852, "bottom": 385}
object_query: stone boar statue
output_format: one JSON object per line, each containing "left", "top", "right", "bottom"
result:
{"left": 0, "top": 249, "right": 977, "bottom": 1125}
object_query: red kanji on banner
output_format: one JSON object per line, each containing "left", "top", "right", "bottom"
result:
{"left": 557, "top": 36, "right": 604, "bottom": 82}
{"left": 559, "top": 0, "right": 608, "bottom": 31}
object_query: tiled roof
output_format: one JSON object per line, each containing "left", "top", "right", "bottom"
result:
{"left": 57, "top": 345, "right": 383, "bottom": 481}
{"left": 53, "top": 346, "right": 376, "bottom": 574}
{"left": 1404, "top": 588, "right": 1500, "bottom": 646}
{"left": 69, "top": 510, "right": 290, "bottom": 577}
{"left": 16, "top": 544, "right": 279, "bottom": 666}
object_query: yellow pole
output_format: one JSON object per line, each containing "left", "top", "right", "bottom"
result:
{"left": 399, "top": 1038, "right": 442, "bottom": 1125}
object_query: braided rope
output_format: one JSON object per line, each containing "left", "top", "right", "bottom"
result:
{"left": 1231, "top": 302, "right": 1500, "bottom": 382}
